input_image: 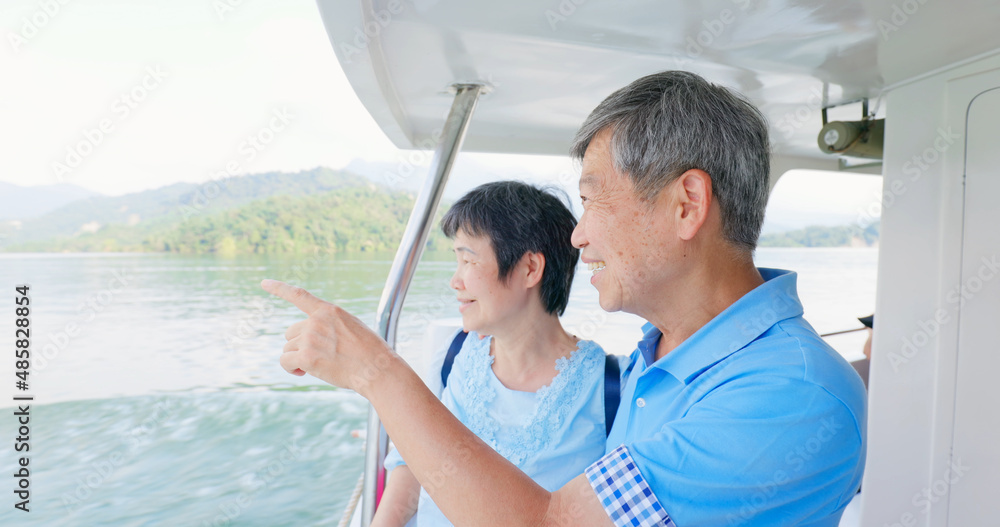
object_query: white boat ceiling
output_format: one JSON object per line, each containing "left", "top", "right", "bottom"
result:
{"left": 316, "top": 0, "right": 1000, "bottom": 169}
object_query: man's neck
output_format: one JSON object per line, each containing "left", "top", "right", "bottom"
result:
{"left": 644, "top": 256, "right": 764, "bottom": 362}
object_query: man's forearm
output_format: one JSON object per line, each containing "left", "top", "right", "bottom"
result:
{"left": 364, "top": 356, "right": 552, "bottom": 527}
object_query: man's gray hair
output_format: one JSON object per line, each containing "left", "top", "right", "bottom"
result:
{"left": 571, "top": 71, "right": 771, "bottom": 252}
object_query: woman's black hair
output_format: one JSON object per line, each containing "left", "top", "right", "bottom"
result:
{"left": 441, "top": 181, "right": 579, "bottom": 316}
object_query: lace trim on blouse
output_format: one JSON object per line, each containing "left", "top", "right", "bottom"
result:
{"left": 454, "top": 334, "right": 604, "bottom": 467}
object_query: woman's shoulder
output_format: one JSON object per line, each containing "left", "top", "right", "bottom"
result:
{"left": 570, "top": 339, "right": 609, "bottom": 373}
{"left": 458, "top": 331, "right": 491, "bottom": 357}
{"left": 545, "top": 339, "right": 605, "bottom": 392}
{"left": 576, "top": 338, "right": 606, "bottom": 356}
{"left": 448, "top": 332, "right": 493, "bottom": 382}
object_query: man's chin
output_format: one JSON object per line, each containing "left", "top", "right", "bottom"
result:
{"left": 597, "top": 294, "right": 622, "bottom": 314}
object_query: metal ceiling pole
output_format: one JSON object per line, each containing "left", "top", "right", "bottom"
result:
{"left": 360, "top": 84, "right": 484, "bottom": 526}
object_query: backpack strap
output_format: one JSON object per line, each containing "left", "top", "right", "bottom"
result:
{"left": 440, "top": 330, "right": 469, "bottom": 389}
{"left": 604, "top": 354, "right": 621, "bottom": 437}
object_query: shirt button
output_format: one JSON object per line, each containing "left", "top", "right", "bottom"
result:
{"left": 636, "top": 398, "right": 646, "bottom": 408}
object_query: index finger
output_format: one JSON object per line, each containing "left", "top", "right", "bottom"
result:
{"left": 261, "top": 279, "right": 325, "bottom": 314}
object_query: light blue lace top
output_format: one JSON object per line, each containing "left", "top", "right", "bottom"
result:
{"left": 384, "top": 332, "right": 609, "bottom": 526}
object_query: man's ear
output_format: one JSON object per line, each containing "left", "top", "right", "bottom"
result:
{"left": 668, "top": 169, "right": 713, "bottom": 241}
{"left": 522, "top": 252, "right": 546, "bottom": 289}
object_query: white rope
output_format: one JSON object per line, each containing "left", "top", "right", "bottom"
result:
{"left": 337, "top": 472, "right": 366, "bottom": 527}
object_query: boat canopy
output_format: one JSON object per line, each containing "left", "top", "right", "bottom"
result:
{"left": 317, "top": 0, "right": 1000, "bottom": 170}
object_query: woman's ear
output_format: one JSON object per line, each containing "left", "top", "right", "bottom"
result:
{"left": 522, "top": 252, "right": 546, "bottom": 289}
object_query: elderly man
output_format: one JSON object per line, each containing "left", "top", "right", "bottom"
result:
{"left": 263, "top": 71, "right": 866, "bottom": 526}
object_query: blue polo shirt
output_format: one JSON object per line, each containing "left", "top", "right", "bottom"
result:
{"left": 585, "top": 268, "right": 867, "bottom": 527}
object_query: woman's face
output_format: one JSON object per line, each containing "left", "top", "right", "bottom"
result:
{"left": 450, "top": 229, "right": 533, "bottom": 335}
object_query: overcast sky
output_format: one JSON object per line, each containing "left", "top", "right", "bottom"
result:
{"left": 1, "top": 0, "right": 882, "bottom": 226}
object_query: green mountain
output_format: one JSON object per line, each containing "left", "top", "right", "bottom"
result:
{"left": 0, "top": 167, "right": 366, "bottom": 248}
{"left": 3, "top": 169, "right": 450, "bottom": 254}
{"left": 758, "top": 222, "right": 880, "bottom": 248}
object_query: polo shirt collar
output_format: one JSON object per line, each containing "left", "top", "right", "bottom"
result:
{"left": 637, "top": 268, "right": 804, "bottom": 384}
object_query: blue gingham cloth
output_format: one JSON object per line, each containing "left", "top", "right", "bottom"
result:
{"left": 585, "top": 445, "right": 675, "bottom": 527}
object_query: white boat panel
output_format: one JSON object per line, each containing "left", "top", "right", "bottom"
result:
{"left": 862, "top": 56, "right": 1000, "bottom": 527}
{"left": 947, "top": 85, "right": 1000, "bottom": 526}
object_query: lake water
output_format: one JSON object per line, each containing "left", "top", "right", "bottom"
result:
{"left": 0, "top": 248, "right": 877, "bottom": 526}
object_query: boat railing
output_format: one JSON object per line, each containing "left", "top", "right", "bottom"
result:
{"left": 358, "top": 84, "right": 485, "bottom": 526}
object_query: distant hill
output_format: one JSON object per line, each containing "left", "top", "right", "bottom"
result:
{"left": 0, "top": 182, "right": 101, "bottom": 221}
{"left": 759, "top": 222, "right": 879, "bottom": 248}
{"left": 0, "top": 167, "right": 369, "bottom": 249}
{"left": 149, "top": 186, "right": 448, "bottom": 255}
{"left": 3, "top": 169, "right": 449, "bottom": 254}
{"left": 343, "top": 157, "right": 520, "bottom": 200}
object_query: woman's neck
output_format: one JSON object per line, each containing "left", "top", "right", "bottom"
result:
{"left": 489, "top": 311, "right": 578, "bottom": 392}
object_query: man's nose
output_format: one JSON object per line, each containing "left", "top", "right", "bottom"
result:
{"left": 571, "top": 215, "right": 587, "bottom": 249}
{"left": 449, "top": 270, "right": 463, "bottom": 290}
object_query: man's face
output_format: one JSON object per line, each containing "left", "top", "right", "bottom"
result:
{"left": 571, "top": 129, "right": 676, "bottom": 315}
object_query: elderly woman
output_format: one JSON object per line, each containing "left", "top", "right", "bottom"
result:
{"left": 372, "top": 181, "right": 614, "bottom": 527}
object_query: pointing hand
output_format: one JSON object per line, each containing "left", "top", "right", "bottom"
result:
{"left": 261, "top": 279, "right": 396, "bottom": 395}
